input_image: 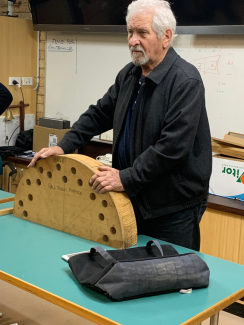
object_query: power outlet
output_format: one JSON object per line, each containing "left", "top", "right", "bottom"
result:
{"left": 9, "top": 77, "right": 21, "bottom": 86}
{"left": 22, "top": 77, "right": 33, "bottom": 86}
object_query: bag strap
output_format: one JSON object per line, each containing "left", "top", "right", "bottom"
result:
{"left": 146, "top": 240, "right": 164, "bottom": 256}
{"left": 90, "top": 246, "right": 117, "bottom": 264}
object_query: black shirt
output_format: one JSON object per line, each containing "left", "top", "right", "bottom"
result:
{"left": 118, "top": 76, "right": 145, "bottom": 170}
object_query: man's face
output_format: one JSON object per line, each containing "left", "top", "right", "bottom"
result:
{"left": 127, "top": 11, "right": 170, "bottom": 67}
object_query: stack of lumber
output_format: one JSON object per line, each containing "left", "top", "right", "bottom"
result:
{"left": 212, "top": 132, "right": 244, "bottom": 160}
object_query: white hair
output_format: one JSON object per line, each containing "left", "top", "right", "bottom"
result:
{"left": 126, "top": 0, "right": 177, "bottom": 46}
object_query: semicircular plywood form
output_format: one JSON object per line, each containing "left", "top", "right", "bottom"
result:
{"left": 13, "top": 154, "right": 137, "bottom": 249}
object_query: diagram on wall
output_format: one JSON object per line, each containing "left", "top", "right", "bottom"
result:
{"left": 191, "top": 55, "right": 220, "bottom": 75}
{"left": 173, "top": 35, "right": 244, "bottom": 138}
{"left": 45, "top": 33, "right": 244, "bottom": 139}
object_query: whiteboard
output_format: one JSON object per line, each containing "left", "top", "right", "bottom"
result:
{"left": 45, "top": 32, "right": 244, "bottom": 140}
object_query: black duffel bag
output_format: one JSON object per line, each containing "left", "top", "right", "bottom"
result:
{"left": 68, "top": 240, "right": 210, "bottom": 302}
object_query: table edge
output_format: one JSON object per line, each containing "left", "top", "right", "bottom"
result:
{"left": 0, "top": 270, "right": 121, "bottom": 325}
{"left": 181, "top": 288, "right": 244, "bottom": 325}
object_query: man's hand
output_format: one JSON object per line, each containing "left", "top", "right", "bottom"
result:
{"left": 28, "top": 146, "right": 64, "bottom": 168}
{"left": 89, "top": 166, "right": 124, "bottom": 194}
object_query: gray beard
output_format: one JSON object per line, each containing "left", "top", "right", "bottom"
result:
{"left": 130, "top": 46, "right": 149, "bottom": 66}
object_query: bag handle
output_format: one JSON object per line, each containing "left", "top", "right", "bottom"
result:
{"left": 90, "top": 246, "right": 117, "bottom": 264}
{"left": 146, "top": 240, "right": 164, "bottom": 256}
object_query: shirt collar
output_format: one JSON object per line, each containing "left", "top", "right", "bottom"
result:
{"left": 129, "top": 47, "right": 178, "bottom": 85}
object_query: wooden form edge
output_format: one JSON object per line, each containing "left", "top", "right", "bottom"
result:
{"left": 0, "top": 270, "right": 120, "bottom": 325}
{"left": 181, "top": 288, "right": 244, "bottom": 325}
{"left": 66, "top": 154, "right": 137, "bottom": 249}
{"left": 110, "top": 191, "right": 137, "bottom": 249}
{"left": 0, "top": 207, "right": 13, "bottom": 216}
{"left": 0, "top": 197, "right": 15, "bottom": 204}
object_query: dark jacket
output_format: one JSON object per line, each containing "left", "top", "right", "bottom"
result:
{"left": 58, "top": 48, "right": 212, "bottom": 219}
{"left": 0, "top": 83, "right": 13, "bottom": 115}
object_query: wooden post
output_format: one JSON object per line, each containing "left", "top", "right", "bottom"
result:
{"left": 7, "top": 103, "right": 29, "bottom": 132}
{"left": 19, "top": 101, "right": 25, "bottom": 131}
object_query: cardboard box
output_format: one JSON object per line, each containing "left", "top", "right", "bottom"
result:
{"left": 209, "top": 156, "right": 244, "bottom": 201}
{"left": 33, "top": 125, "right": 70, "bottom": 152}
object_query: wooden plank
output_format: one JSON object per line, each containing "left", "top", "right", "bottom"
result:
{"left": 224, "top": 134, "right": 244, "bottom": 147}
{"left": 0, "top": 197, "right": 15, "bottom": 204}
{"left": 211, "top": 142, "right": 244, "bottom": 160}
{"left": 212, "top": 137, "right": 244, "bottom": 148}
{"left": 213, "top": 154, "right": 244, "bottom": 162}
{"left": 228, "top": 131, "right": 244, "bottom": 139}
{"left": 0, "top": 270, "right": 120, "bottom": 325}
{"left": 0, "top": 207, "right": 13, "bottom": 216}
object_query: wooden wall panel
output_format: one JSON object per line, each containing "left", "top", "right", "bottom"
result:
{"left": 200, "top": 208, "right": 242, "bottom": 263}
{"left": 0, "top": 16, "right": 37, "bottom": 117}
{"left": 238, "top": 218, "right": 244, "bottom": 265}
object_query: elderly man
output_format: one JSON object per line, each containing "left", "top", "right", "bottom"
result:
{"left": 29, "top": 0, "right": 212, "bottom": 251}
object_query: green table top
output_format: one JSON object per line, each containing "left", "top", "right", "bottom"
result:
{"left": 1, "top": 192, "right": 244, "bottom": 325}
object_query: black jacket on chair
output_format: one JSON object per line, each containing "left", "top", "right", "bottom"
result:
{"left": 0, "top": 83, "right": 13, "bottom": 115}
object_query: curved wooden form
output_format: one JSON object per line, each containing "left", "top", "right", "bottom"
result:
{"left": 13, "top": 154, "right": 137, "bottom": 249}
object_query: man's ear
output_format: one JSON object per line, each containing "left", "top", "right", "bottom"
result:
{"left": 162, "top": 28, "right": 172, "bottom": 49}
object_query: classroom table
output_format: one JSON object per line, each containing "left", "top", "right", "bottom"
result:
{"left": 1, "top": 191, "right": 244, "bottom": 325}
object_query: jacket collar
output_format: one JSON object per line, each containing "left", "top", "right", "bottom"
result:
{"left": 129, "top": 47, "right": 178, "bottom": 85}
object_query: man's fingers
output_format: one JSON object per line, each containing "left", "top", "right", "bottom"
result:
{"left": 28, "top": 153, "right": 42, "bottom": 168}
{"left": 93, "top": 183, "right": 104, "bottom": 193}
{"left": 28, "top": 149, "right": 48, "bottom": 168}
{"left": 98, "top": 185, "right": 112, "bottom": 194}
{"left": 40, "top": 151, "right": 52, "bottom": 159}
{"left": 27, "top": 146, "right": 64, "bottom": 168}
{"left": 89, "top": 171, "right": 108, "bottom": 186}
{"left": 98, "top": 166, "right": 112, "bottom": 171}
{"left": 89, "top": 173, "right": 98, "bottom": 185}
{"left": 93, "top": 180, "right": 110, "bottom": 193}
{"left": 92, "top": 177, "right": 106, "bottom": 191}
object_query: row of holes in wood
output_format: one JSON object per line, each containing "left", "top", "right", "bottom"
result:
{"left": 38, "top": 165, "right": 84, "bottom": 185}
{"left": 25, "top": 177, "right": 108, "bottom": 204}
{"left": 19, "top": 200, "right": 116, "bottom": 232}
